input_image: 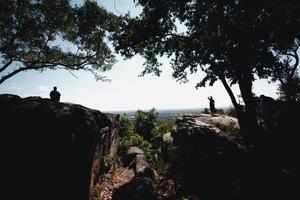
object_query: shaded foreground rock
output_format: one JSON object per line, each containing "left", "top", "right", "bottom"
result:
{"left": 112, "top": 147, "right": 156, "bottom": 200}
{"left": 91, "top": 167, "right": 135, "bottom": 200}
{"left": 169, "top": 114, "right": 244, "bottom": 199}
{"left": 0, "top": 94, "right": 119, "bottom": 200}
{"left": 112, "top": 177, "right": 156, "bottom": 200}
{"left": 169, "top": 113, "right": 299, "bottom": 200}
{"left": 126, "top": 147, "right": 152, "bottom": 176}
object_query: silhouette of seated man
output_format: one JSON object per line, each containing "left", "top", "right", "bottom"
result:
{"left": 50, "top": 86, "right": 61, "bottom": 102}
{"left": 208, "top": 96, "right": 216, "bottom": 115}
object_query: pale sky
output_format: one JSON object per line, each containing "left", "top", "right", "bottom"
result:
{"left": 0, "top": 0, "right": 280, "bottom": 112}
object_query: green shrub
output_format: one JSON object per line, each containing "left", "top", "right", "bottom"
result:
{"left": 120, "top": 133, "right": 154, "bottom": 159}
{"left": 153, "top": 122, "right": 169, "bottom": 138}
{"left": 118, "top": 109, "right": 176, "bottom": 168}
{"left": 119, "top": 114, "right": 134, "bottom": 137}
{"left": 202, "top": 107, "right": 224, "bottom": 115}
{"left": 151, "top": 122, "right": 169, "bottom": 149}
{"left": 134, "top": 108, "right": 158, "bottom": 140}
{"left": 202, "top": 107, "right": 210, "bottom": 114}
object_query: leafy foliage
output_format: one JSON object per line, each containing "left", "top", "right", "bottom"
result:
{"left": 151, "top": 122, "right": 169, "bottom": 149}
{"left": 118, "top": 109, "right": 174, "bottom": 168}
{"left": 0, "top": 0, "right": 119, "bottom": 84}
{"left": 271, "top": 40, "right": 300, "bottom": 102}
{"left": 202, "top": 108, "right": 210, "bottom": 114}
{"left": 120, "top": 133, "right": 154, "bottom": 159}
{"left": 114, "top": 0, "right": 299, "bottom": 84}
{"left": 277, "top": 74, "right": 300, "bottom": 102}
{"left": 153, "top": 122, "right": 169, "bottom": 138}
{"left": 114, "top": 0, "right": 300, "bottom": 144}
{"left": 202, "top": 107, "right": 225, "bottom": 115}
{"left": 118, "top": 113, "right": 155, "bottom": 161}
{"left": 119, "top": 114, "right": 134, "bottom": 137}
{"left": 134, "top": 108, "right": 158, "bottom": 140}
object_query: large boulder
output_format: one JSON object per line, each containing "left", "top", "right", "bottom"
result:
{"left": 126, "top": 147, "right": 153, "bottom": 177}
{"left": 112, "top": 146, "right": 156, "bottom": 200}
{"left": 170, "top": 112, "right": 300, "bottom": 200}
{"left": 169, "top": 114, "right": 244, "bottom": 199}
{"left": 0, "top": 94, "right": 119, "bottom": 200}
{"left": 127, "top": 146, "right": 145, "bottom": 155}
{"left": 162, "top": 132, "right": 173, "bottom": 144}
{"left": 171, "top": 114, "right": 241, "bottom": 149}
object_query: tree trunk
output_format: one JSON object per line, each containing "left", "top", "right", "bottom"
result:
{"left": 238, "top": 74, "right": 259, "bottom": 146}
{"left": 219, "top": 75, "right": 244, "bottom": 125}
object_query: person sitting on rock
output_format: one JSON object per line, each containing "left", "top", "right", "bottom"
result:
{"left": 50, "top": 86, "right": 61, "bottom": 102}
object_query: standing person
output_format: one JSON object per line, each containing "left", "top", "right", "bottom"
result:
{"left": 50, "top": 86, "right": 61, "bottom": 102}
{"left": 207, "top": 96, "right": 216, "bottom": 115}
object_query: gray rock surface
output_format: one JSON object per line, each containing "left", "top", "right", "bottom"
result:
{"left": 162, "top": 132, "right": 173, "bottom": 144}
{"left": 127, "top": 146, "right": 145, "bottom": 155}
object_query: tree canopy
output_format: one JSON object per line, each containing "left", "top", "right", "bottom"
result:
{"left": 0, "top": 0, "right": 119, "bottom": 84}
{"left": 113, "top": 0, "right": 300, "bottom": 144}
{"left": 134, "top": 108, "right": 158, "bottom": 141}
{"left": 271, "top": 39, "right": 300, "bottom": 102}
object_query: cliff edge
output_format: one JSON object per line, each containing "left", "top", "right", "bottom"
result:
{"left": 0, "top": 94, "right": 119, "bottom": 200}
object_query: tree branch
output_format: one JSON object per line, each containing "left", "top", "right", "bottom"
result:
{"left": 38, "top": 58, "right": 92, "bottom": 70}
{"left": 0, "top": 65, "right": 43, "bottom": 84}
{"left": 20, "top": 51, "right": 96, "bottom": 72}
{"left": 278, "top": 76, "right": 285, "bottom": 85}
{"left": 289, "top": 49, "right": 299, "bottom": 76}
{"left": 219, "top": 74, "right": 239, "bottom": 109}
{"left": 287, "top": 47, "right": 299, "bottom": 83}
{"left": 0, "top": 58, "right": 13, "bottom": 73}
{"left": 56, "top": 66, "right": 79, "bottom": 79}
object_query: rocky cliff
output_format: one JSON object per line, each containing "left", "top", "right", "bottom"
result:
{"left": 169, "top": 114, "right": 244, "bottom": 199}
{"left": 169, "top": 113, "right": 299, "bottom": 200}
{"left": 0, "top": 94, "right": 119, "bottom": 200}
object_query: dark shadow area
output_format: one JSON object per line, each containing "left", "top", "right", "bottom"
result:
{"left": 165, "top": 99, "right": 300, "bottom": 200}
{"left": 112, "top": 177, "right": 156, "bottom": 200}
{"left": 0, "top": 94, "right": 119, "bottom": 200}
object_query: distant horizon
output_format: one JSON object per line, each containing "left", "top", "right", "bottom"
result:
{"left": 106, "top": 106, "right": 231, "bottom": 113}
{"left": 0, "top": 92, "right": 231, "bottom": 113}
